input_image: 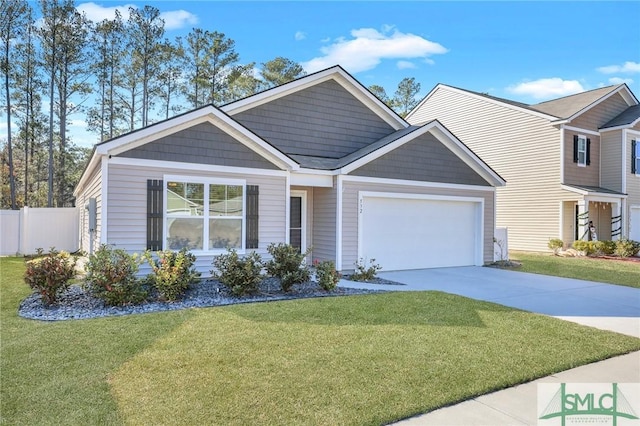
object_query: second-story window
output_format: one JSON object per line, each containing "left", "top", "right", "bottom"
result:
{"left": 573, "top": 135, "right": 590, "bottom": 166}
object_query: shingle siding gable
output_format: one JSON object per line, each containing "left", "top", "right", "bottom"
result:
{"left": 119, "top": 122, "right": 279, "bottom": 170}
{"left": 232, "top": 80, "right": 395, "bottom": 158}
{"left": 350, "top": 133, "right": 490, "bottom": 186}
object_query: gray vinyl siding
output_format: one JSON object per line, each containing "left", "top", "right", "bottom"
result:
{"left": 340, "top": 180, "right": 496, "bottom": 270}
{"left": 626, "top": 126, "right": 640, "bottom": 237}
{"left": 563, "top": 131, "right": 600, "bottom": 187}
{"left": 106, "top": 162, "right": 287, "bottom": 276}
{"left": 570, "top": 93, "right": 630, "bottom": 131}
{"left": 232, "top": 80, "right": 395, "bottom": 158}
{"left": 601, "top": 130, "right": 623, "bottom": 192}
{"left": 350, "top": 133, "right": 490, "bottom": 186}
{"left": 312, "top": 185, "right": 337, "bottom": 262}
{"left": 119, "top": 122, "right": 279, "bottom": 170}
{"left": 409, "top": 87, "right": 563, "bottom": 252}
{"left": 76, "top": 165, "right": 102, "bottom": 255}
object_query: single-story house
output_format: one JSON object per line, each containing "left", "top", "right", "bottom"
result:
{"left": 74, "top": 66, "right": 505, "bottom": 275}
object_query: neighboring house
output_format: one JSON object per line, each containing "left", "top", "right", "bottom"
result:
{"left": 74, "top": 66, "right": 504, "bottom": 275}
{"left": 407, "top": 84, "right": 640, "bottom": 252}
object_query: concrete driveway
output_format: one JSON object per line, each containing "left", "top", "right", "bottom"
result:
{"left": 339, "top": 266, "right": 640, "bottom": 337}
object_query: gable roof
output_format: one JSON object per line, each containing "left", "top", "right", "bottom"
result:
{"left": 222, "top": 65, "right": 408, "bottom": 131}
{"left": 408, "top": 83, "right": 639, "bottom": 125}
{"left": 292, "top": 120, "right": 505, "bottom": 187}
{"left": 528, "top": 85, "right": 634, "bottom": 121}
{"left": 600, "top": 104, "right": 640, "bottom": 130}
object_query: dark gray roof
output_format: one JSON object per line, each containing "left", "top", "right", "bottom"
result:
{"left": 600, "top": 104, "right": 640, "bottom": 129}
{"left": 563, "top": 184, "right": 626, "bottom": 196}
{"left": 291, "top": 126, "right": 422, "bottom": 170}
{"left": 529, "top": 85, "right": 622, "bottom": 119}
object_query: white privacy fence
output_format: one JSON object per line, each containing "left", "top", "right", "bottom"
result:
{"left": 0, "top": 207, "right": 79, "bottom": 256}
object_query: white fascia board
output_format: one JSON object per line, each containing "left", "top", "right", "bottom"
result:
{"left": 342, "top": 174, "right": 496, "bottom": 193}
{"left": 222, "top": 67, "right": 407, "bottom": 131}
{"left": 108, "top": 156, "right": 290, "bottom": 178}
{"left": 74, "top": 150, "right": 101, "bottom": 196}
{"left": 561, "top": 184, "right": 627, "bottom": 199}
{"left": 290, "top": 172, "right": 334, "bottom": 187}
{"left": 563, "top": 125, "right": 600, "bottom": 137}
{"left": 97, "top": 106, "right": 298, "bottom": 171}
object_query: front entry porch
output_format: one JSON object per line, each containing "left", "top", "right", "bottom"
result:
{"left": 561, "top": 184, "right": 626, "bottom": 244}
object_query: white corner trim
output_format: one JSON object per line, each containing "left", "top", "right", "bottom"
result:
{"left": 285, "top": 173, "right": 291, "bottom": 245}
{"left": 622, "top": 129, "right": 628, "bottom": 194}
{"left": 559, "top": 124, "right": 565, "bottom": 184}
{"left": 336, "top": 175, "right": 343, "bottom": 271}
{"left": 100, "top": 157, "right": 108, "bottom": 244}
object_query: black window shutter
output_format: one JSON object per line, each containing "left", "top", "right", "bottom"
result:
{"left": 147, "top": 179, "right": 163, "bottom": 251}
{"left": 586, "top": 138, "right": 591, "bottom": 165}
{"left": 246, "top": 185, "right": 259, "bottom": 249}
{"left": 632, "top": 140, "right": 637, "bottom": 174}
{"left": 573, "top": 135, "right": 579, "bottom": 163}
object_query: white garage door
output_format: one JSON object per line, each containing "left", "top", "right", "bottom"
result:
{"left": 360, "top": 194, "right": 481, "bottom": 270}
{"left": 630, "top": 207, "right": 640, "bottom": 242}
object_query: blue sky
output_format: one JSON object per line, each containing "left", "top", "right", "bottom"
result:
{"left": 14, "top": 1, "right": 640, "bottom": 147}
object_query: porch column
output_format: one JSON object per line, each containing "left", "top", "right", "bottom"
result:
{"left": 611, "top": 201, "right": 622, "bottom": 241}
{"left": 577, "top": 199, "right": 588, "bottom": 240}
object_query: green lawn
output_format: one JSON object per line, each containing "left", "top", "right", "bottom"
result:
{"left": 510, "top": 251, "right": 640, "bottom": 288}
{"left": 2, "top": 256, "right": 639, "bottom": 425}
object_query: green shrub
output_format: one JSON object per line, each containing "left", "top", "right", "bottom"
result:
{"left": 24, "top": 248, "right": 77, "bottom": 306}
{"left": 265, "top": 243, "right": 311, "bottom": 292}
{"left": 595, "top": 240, "right": 616, "bottom": 256}
{"left": 350, "top": 258, "right": 382, "bottom": 282}
{"left": 314, "top": 260, "right": 341, "bottom": 291}
{"left": 572, "top": 240, "right": 596, "bottom": 256}
{"left": 547, "top": 238, "right": 564, "bottom": 255}
{"left": 615, "top": 238, "right": 640, "bottom": 258}
{"left": 84, "top": 245, "right": 147, "bottom": 306}
{"left": 145, "top": 248, "right": 200, "bottom": 301}
{"left": 212, "top": 249, "right": 263, "bottom": 296}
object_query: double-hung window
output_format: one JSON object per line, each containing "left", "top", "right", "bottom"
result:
{"left": 165, "top": 177, "right": 245, "bottom": 251}
{"left": 576, "top": 135, "right": 587, "bottom": 166}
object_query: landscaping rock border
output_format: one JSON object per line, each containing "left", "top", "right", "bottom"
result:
{"left": 18, "top": 278, "right": 386, "bottom": 321}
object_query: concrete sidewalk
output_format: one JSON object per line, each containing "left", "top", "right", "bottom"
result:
{"left": 393, "top": 351, "right": 640, "bottom": 425}
{"left": 337, "top": 267, "right": 640, "bottom": 425}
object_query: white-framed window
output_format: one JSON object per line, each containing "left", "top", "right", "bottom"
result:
{"left": 576, "top": 135, "right": 587, "bottom": 166}
{"left": 165, "top": 177, "right": 245, "bottom": 252}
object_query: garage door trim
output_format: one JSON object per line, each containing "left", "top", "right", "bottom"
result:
{"left": 357, "top": 191, "right": 485, "bottom": 269}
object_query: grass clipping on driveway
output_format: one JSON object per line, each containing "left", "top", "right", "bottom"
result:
{"left": 2, "top": 257, "right": 639, "bottom": 426}
{"left": 109, "top": 293, "right": 639, "bottom": 425}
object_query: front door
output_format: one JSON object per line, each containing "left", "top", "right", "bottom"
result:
{"left": 289, "top": 191, "right": 306, "bottom": 253}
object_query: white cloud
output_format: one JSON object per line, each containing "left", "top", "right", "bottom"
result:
{"left": 160, "top": 10, "right": 198, "bottom": 31}
{"left": 397, "top": 60, "right": 416, "bottom": 70}
{"left": 608, "top": 77, "right": 634, "bottom": 85}
{"left": 597, "top": 61, "right": 640, "bottom": 74}
{"left": 301, "top": 27, "right": 447, "bottom": 74}
{"left": 506, "top": 78, "right": 585, "bottom": 100}
{"left": 77, "top": 2, "right": 136, "bottom": 22}
{"left": 295, "top": 31, "right": 306, "bottom": 41}
{"left": 77, "top": 2, "right": 197, "bottom": 30}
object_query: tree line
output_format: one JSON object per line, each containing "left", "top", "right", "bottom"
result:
{"left": 1, "top": 0, "right": 421, "bottom": 210}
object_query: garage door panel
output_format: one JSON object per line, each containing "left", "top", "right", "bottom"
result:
{"left": 630, "top": 207, "right": 640, "bottom": 242}
{"left": 360, "top": 196, "right": 479, "bottom": 270}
